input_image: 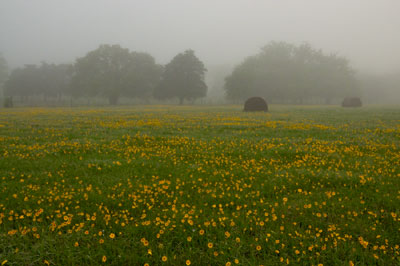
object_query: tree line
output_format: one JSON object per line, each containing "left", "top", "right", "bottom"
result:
{"left": 2, "top": 45, "right": 207, "bottom": 105}
{"left": 1, "top": 42, "right": 362, "bottom": 106}
{"left": 225, "top": 42, "right": 359, "bottom": 104}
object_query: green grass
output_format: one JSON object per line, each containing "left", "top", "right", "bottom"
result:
{"left": 0, "top": 105, "right": 399, "bottom": 265}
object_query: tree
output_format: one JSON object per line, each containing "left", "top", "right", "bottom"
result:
{"left": 121, "top": 52, "right": 163, "bottom": 101}
{"left": 224, "top": 42, "right": 358, "bottom": 104}
{"left": 0, "top": 54, "right": 9, "bottom": 97}
{"left": 358, "top": 72, "right": 400, "bottom": 104}
{"left": 4, "top": 63, "right": 72, "bottom": 103}
{"left": 39, "top": 63, "right": 72, "bottom": 101}
{"left": 70, "top": 44, "right": 132, "bottom": 104}
{"left": 154, "top": 50, "right": 207, "bottom": 104}
{"left": 205, "top": 64, "right": 234, "bottom": 102}
{"left": 4, "top": 64, "right": 41, "bottom": 101}
{"left": 70, "top": 44, "right": 161, "bottom": 104}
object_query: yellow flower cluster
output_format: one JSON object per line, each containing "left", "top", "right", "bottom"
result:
{"left": 0, "top": 106, "right": 399, "bottom": 265}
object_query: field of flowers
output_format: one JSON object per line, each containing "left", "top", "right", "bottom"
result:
{"left": 0, "top": 105, "right": 399, "bottom": 265}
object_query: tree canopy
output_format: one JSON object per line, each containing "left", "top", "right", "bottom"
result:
{"left": 225, "top": 42, "right": 359, "bottom": 104}
{"left": 121, "top": 52, "right": 163, "bottom": 101}
{"left": 4, "top": 63, "right": 71, "bottom": 101}
{"left": 70, "top": 44, "right": 161, "bottom": 104}
{"left": 154, "top": 50, "right": 207, "bottom": 104}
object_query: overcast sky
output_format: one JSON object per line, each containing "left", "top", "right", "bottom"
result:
{"left": 1, "top": 0, "right": 399, "bottom": 74}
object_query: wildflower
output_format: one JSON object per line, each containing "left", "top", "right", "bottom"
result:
{"left": 186, "top": 260, "right": 191, "bottom": 265}
{"left": 358, "top": 236, "right": 368, "bottom": 248}
{"left": 162, "top": 256, "right": 167, "bottom": 262}
{"left": 102, "top": 256, "right": 107, "bottom": 263}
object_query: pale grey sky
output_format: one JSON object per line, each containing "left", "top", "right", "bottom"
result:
{"left": 1, "top": 0, "right": 399, "bottom": 74}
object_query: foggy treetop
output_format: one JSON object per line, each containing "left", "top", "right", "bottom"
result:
{"left": 1, "top": 0, "right": 400, "bottom": 74}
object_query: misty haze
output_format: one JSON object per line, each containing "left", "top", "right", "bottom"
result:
{"left": 1, "top": 0, "right": 400, "bottom": 105}
{"left": 0, "top": 1, "right": 399, "bottom": 265}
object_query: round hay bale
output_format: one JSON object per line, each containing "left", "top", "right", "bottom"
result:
{"left": 342, "top": 97, "right": 362, "bottom": 107}
{"left": 244, "top": 97, "right": 268, "bottom": 112}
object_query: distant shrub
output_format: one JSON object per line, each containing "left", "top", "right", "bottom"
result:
{"left": 244, "top": 97, "right": 268, "bottom": 112}
{"left": 342, "top": 97, "right": 362, "bottom": 107}
{"left": 3, "top": 97, "right": 13, "bottom": 108}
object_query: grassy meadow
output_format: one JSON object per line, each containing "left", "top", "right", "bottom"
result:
{"left": 0, "top": 105, "right": 399, "bottom": 265}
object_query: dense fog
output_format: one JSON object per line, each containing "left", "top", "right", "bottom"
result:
{"left": 1, "top": 0, "right": 399, "bottom": 104}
